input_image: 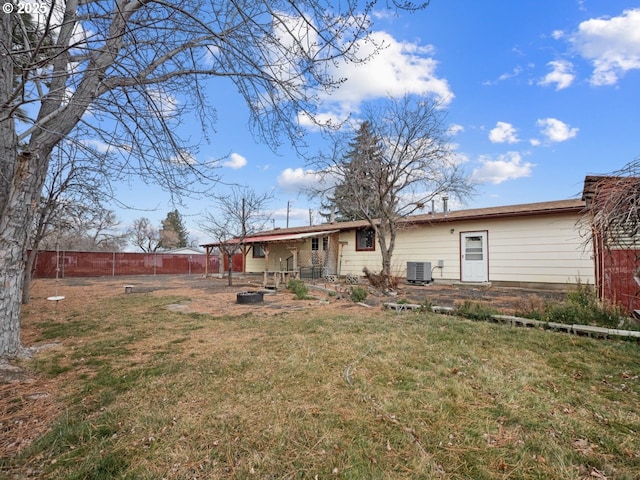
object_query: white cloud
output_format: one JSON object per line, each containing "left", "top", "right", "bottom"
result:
{"left": 147, "top": 88, "right": 178, "bottom": 119}
{"left": 82, "top": 138, "right": 112, "bottom": 153}
{"left": 272, "top": 206, "right": 309, "bottom": 224}
{"left": 80, "top": 138, "right": 132, "bottom": 154}
{"left": 538, "top": 60, "right": 575, "bottom": 90}
{"left": 482, "top": 65, "right": 527, "bottom": 86}
{"left": 489, "top": 122, "right": 519, "bottom": 144}
{"left": 202, "top": 45, "right": 220, "bottom": 67}
{"left": 222, "top": 153, "right": 247, "bottom": 169}
{"left": 552, "top": 30, "right": 565, "bottom": 40}
{"left": 498, "top": 66, "right": 523, "bottom": 82}
{"left": 448, "top": 124, "right": 464, "bottom": 135}
{"left": 370, "top": 9, "right": 396, "bottom": 21}
{"left": 570, "top": 8, "right": 640, "bottom": 86}
{"left": 168, "top": 151, "right": 197, "bottom": 166}
{"left": 277, "top": 167, "right": 323, "bottom": 193}
{"left": 308, "top": 31, "right": 452, "bottom": 124}
{"left": 536, "top": 118, "right": 579, "bottom": 142}
{"left": 472, "top": 152, "right": 534, "bottom": 184}
{"left": 297, "top": 110, "right": 347, "bottom": 131}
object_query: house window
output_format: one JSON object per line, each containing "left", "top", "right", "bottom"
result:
{"left": 356, "top": 229, "right": 375, "bottom": 251}
{"left": 464, "top": 236, "right": 484, "bottom": 261}
{"left": 253, "top": 243, "right": 266, "bottom": 258}
{"left": 311, "top": 237, "right": 329, "bottom": 251}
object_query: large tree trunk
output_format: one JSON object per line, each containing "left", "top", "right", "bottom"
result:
{"left": 374, "top": 219, "right": 397, "bottom": 290}
{"left": 227, "top": 254, "right": 233, "bottom": 286}
{"left": 0, "top": 1, "right": 96, "bottom": 358}
{"left": 0, "top": 152, "right": 48, "bottom": 358}
{"left": 22, "top": 250, "right": 38, "bottom": 305}
{"left": 0, "top": 10, "right": 27, "bottom": 356}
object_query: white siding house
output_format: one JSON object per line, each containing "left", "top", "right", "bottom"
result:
{"left": 203, "top": 199, "right": 594, "bottom": 289}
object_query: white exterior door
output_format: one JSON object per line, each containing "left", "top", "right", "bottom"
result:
{"left": 461, "top": 231, "right": 488, "bottom": 282}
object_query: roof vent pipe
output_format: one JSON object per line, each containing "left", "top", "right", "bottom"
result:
{"left": 442, "top": 195, "right": 449, "bottom": 216}
{"left": 431, "top": 199, "right": 435, "bottom": 216}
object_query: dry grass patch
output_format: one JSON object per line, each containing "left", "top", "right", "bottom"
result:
{"left": 1, "top": 279, "right": 639, "bottom": 479}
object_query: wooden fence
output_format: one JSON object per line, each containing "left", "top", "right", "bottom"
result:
{"left": 597, "top": 247, "right": 640, "bottom": 314}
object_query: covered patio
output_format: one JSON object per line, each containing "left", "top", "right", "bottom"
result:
{"left": 202, "top": 229, "right": 341, "bottom": 288}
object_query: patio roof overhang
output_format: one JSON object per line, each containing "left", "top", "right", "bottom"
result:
{"left": 201, "top": 229, "right": 339, "bottom": 248}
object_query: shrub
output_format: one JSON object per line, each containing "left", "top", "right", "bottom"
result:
{"left": 287, "top": 279, "right": 309, "bottom": 300}
{"left": 350, "top": 286, "right": 368, "bottom": 303}
{"left": 513, "top": 295, "right": 547, "bottom": 320}
{"left": 515, "top": 283, "right": 628, "bottom": 329}
{"left": 547, "top": 286, "right": 625, "bottom": 328}
{"left": 420, "top": 299, "right": 433, "bottom": 312}
{"left": 454, "top": 300, "right": 499, "bottom": 321}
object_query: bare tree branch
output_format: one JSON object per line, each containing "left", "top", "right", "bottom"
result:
{"left": 199, "top": 187, "right": 273, "bottom": 285}
{"left": 0, "top": 0, "right": 430, "bottom": 358}
{"left": 309, "top": 95, "right": 474, "bottom": 288}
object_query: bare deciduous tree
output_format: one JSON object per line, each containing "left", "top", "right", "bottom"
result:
{"left": 200, "top": 187, "right": 272, "bottom": 286}
{"left": 583, "top": 158, "right": 640, "bottom": 287}
{"left": 583, "top": 159, "right": 640, "bottom": 247}
{"left": 129, "top": 217, "right": 162, "bottom": 253}
{"left": 22, "top": 138, "right": 123, "bottom": 303}
{"left": 0, "top": 0, "right": 429, "bottom": 358}
{"left": 47, "top": 208, "right": 127, "bottom": 252}
{"left": 311, "top": 95, "right": 474, "bottom": 289}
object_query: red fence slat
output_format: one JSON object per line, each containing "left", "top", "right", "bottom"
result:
{"left": 31, "top": 251, "right": 221, "bottom": 278}
{"left": 598, "top": 248, "right": 640, "bottom": 314}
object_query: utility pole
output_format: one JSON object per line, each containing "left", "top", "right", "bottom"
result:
{"left": 286, "top": 200, "right": 290, "bottom": 228}
{"left": 241, "top": 197, "right": 246, "bottom": 273}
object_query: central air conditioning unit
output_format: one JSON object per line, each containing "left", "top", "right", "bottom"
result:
{"left": 406, "top": 262, "right": 432, "bottom": 284}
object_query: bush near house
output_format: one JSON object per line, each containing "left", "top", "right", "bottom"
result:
{"left": 349, "top": 286, "right": 368, "bottom": 303}
{"left": 286, "top": 279, "right": 310, "bottom": 300}
{"left": 454, "top": 300, "right": 500, "bottom": 321}
{"left": 514, "top": 283, "right": 633, "bottom": 330}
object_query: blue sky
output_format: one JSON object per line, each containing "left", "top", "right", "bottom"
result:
{"left": 109, "top": 0, "right": 640, "bottom": 246}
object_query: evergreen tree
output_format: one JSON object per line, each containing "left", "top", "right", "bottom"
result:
{"left": 310, "top": 96, "right": 473, "bottom": 289}
{"left": 160, "top": 210, "right": 189, "bottom": 249}
{"left": 322, "top": 122, "right": 386, "bottom": 222}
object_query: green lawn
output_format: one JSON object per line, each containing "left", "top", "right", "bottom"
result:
{"left": 3, "top": 293, "right": 639, "bottom": 479}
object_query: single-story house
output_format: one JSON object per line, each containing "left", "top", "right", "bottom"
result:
{"left": 203, "top": 198, "right": 594, "bottom": 290}
{"left": 162, "top": 247, "right": 206, "bottom": 255}
{"left": 202, "top": 176, "right": 640, "bottom": 312}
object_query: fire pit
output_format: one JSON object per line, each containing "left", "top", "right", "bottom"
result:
{"left": 236, "top": 291, "right": 264, "bottom": 304}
